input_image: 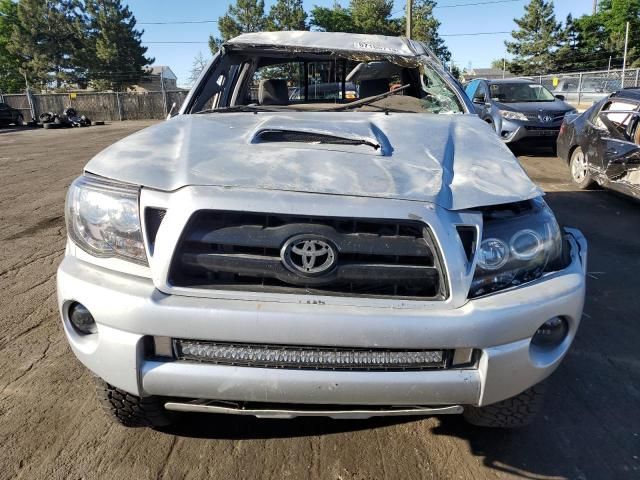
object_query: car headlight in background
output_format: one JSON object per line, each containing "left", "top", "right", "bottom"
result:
{"left": 65, "top": 175, "right": 147, "bottom": 264}
{"left": 469, "top": 197, "right": 564, "bottom": 298}
{"left": 499, "top": 110, "right": 528, "bottom": 121}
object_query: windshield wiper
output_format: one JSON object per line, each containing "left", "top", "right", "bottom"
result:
{"left": 194, "top": 104, "right": 277, "bottom": 114}
{"left": 321, "top": 84, "right": 411, "bottom": 112}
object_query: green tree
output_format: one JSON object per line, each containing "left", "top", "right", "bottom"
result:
{"left": 8, "top": 0, "right": 86, "bottom": 90}
{"left": 599, "top": 0, "right": 640, "bottom": 67}
{"left": 209, "top": 0, "right": 266, "bottom": 54}
{"left": 310, "top": 3, "right": 354, "bottom": 32}
{"left": 310, "top": 1, "right": 400, "bottom": 35}
{"left": 505, "top": 0, "right": 563, "bottom": 75}
{"left": 84, "top": 0, "right": 153, "bottom": 91}
{"left": 0, "top": 0, "right": 22, "bottom": 93}
{"left": 267, "top": 0, "right": 307, "bottom": 31}
{"left": 405, "top": 0, "right": 450, "bottom": 61}
{"left": 351, "top": 0, "right": 399, "bottom": 36}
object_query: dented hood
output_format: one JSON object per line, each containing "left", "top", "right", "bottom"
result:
{"left": 85, "top": 113, "right": 542, "bottom": 210}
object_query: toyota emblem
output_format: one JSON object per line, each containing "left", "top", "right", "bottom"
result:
{"left": 281, "top": 235, "right": 337, "bottom": 276}
{"left": 539, "top": 114, "right": 553, "bottom": 123}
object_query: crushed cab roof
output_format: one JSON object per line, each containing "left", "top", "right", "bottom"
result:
{"left": 225, "top": 31, "right": 427, "bottom": 58}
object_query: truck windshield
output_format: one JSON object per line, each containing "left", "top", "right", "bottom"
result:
{"left": 190, "top": 53, "right": 465, "bottom": 115}
{"left": 489, "top": 83, "right": 556, "bottom": 103}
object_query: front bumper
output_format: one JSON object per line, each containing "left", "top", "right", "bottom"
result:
{"left": 498, "top": 118, "right": 562, "bottom": 144}
{"left": 57, "top": 228, "right": 587, "bottom": 410}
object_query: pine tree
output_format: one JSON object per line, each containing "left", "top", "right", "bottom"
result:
{"left": 85, "top": 0, "right": 153, "bottom": 91}
{"left": 8, "top": 0, "right": 85, "bottom": 90}
{"left": 407, "top": 0, "right": 450, "bottom": 62}
{"left": 599, "top": 0, "right": 640, "bottom": 67}
{"left": 0, "top": 0, "right": 22, "bottom": 93}
{"left": 350, "top": 0, "right": 400, "bottom": 36}
{"left": 309, "top": 3, "right": 355, "bottom": 33}
{"left": 267, "top": 0, "right": 307, "bottom": 31}
{"left": 209, "top": 0, "right": 266, "bottom": 54}
{"left": 505, "top": 0, "right": 562, "bottom": 75}
{"left": 310, "top": 0, "right": 400, "bottom": 35}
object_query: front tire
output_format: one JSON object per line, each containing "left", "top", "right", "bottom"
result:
{"left": 94, "top": 378, "right": 173, "bottom": 428}
{"left": 463, "top": 383, "right": 545, "bottom": 428}
{"left": 569, "top": 146, "right": 594, "bottom": 189}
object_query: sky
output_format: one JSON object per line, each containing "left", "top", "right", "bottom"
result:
{"left": 127, "top": 0, "right": 593, "bottom": 88}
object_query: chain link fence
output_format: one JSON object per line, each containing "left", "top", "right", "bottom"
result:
{"left": 520, "top": 67, "right": 640, "bottom": 107}
{"left": 0, "top": 90, "right": 190, "bottom": 122}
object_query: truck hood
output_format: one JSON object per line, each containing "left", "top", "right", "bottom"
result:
{"left": 85, "top": 112, "right": 541, "bottom": 211}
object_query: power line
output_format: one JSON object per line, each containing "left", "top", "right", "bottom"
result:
{"left": 139, "top": 0, "right": 524, "bottom": 25}
{"left": 436, "top": 0, "right": 523, "bottom": 8}
{"left": 440, "top": 30, "right": 511, "bottom": 36}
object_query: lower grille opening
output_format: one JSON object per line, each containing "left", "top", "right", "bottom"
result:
{"left": 173, "top": 339, "right": 450, "bottom": 371}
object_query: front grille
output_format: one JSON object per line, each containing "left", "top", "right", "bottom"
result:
{"left": 168, "top": 211, "right": 447, "bottom": 300}
{"left": 174, "top": 339, "right": 450, "bottom": 371}
{"left": 524, "top": 112, "right": 565, "bottom": 122}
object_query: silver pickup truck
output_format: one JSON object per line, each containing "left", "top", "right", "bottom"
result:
{"left": 57, "top": 31, "right": 587, "bottom": 429}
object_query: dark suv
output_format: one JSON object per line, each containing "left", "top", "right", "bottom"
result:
{"left": 465, "top": 79, "right": 576, "bottom": 149}
{"left": 0, "top": 103, "right": 26, "bottom": 126}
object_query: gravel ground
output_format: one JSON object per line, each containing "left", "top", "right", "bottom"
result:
{"left": 1, "top": 121, "right": 639, "bottom": 480}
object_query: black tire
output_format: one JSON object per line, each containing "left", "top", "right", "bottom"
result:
{"left": 94, "top": 378, "right": 173, "bottom": 428}
{"left": 39, "top": 112, "right": 53, "bottom": 123}
{"left": 92, "top": 120, "right": 105, "bottom": 126}
{"left": 463, "top": 383, "right": 545, "bottom": 428}
{"left": 569, "top": 146, "right": 594, "bottom": 189}
{"left": 43, "top": 122, "right": 61, "bottom": 129}
{"left": 15, "top": 114, "right": 25, "bottom": 126}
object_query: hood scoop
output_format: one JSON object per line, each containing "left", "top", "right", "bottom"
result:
{"left": 253, "top": 129, "right": 381, "bottom": 151}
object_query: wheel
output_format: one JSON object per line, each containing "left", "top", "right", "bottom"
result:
{"left": 94, "top": 377, "right": 173, "bottom": 428}
{"left": 463, "top": 383, "right": 545, "bottom": 428}
{"left": 43, "top": 122, "right": 61, "bottom": 129}
{"left": 569, "top": 146, "right": 594, "bottom": 189}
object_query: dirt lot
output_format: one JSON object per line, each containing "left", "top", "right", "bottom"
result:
{"left": 1, "top": 121, "right": 639, "bottom": 480}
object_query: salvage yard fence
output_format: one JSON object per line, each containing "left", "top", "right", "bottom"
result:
{"left": 519, "top": 67, "right": 640, "bottom": 107}
{"left": 0, "top": 90, "right": 190, "bottom": 122}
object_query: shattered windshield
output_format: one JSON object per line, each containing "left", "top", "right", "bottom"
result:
{"left": 191, "top": 52, "right": 465, "bottom": 115}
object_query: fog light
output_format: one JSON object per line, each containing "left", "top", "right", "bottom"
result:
{"left": 532, "top": 317, "right": 568, "bottom": 347}
{"left": 68, "top": 302, "right": 97, "bottom": 335}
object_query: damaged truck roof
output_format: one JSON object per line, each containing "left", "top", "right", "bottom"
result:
{"left": 225, "top": 31, "right": 427, "bottom": 58}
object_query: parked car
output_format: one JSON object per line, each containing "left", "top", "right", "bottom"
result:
{"left": 58, "top": 31, "right": 587, "bottom": 430}
{"left": 551, "top": 77, "right": 616, "bottom": 105}
{"left": 557, "top": 88, "right": 640, "bottom": 199}
{"left": 465, "top": 78, "right": 576, "bottom": 150}
{"left": 0, "top": 102, "right": 26, "bottom": 126}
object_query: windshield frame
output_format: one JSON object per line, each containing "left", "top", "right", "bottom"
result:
{"left": 181, "top": 45, "right": 473, "bottom": 115}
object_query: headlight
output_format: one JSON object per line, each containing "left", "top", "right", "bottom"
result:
{"left": 469, "top": 198, "right": 563, "bottom": 298}
{"left": 65, "top": 175, "right": 147, "bottom": 264}
{"left": 499, "top": 110, "right": 528, "bottom": 121}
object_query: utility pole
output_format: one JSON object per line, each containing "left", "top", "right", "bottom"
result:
{"left": 622, "top": 21, "right": 629, "bottom": 88}
{"left": 593, "top": 0, "right": 597, "bottom": 14}
{"left": 406, "top": 0, "right": 412, "bottom": 39}
{"left": 502, "top": 57, "right": 506, "bottom": 79}
{"left": 607, "top": 55, "right": 611, "bottom": 73}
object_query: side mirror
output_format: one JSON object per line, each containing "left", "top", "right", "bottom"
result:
{"left": 166, "top": 102, "right": 178, "bottom": 120}
{"left": 555, "top": 94, "right": 565, "bottom": 101}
